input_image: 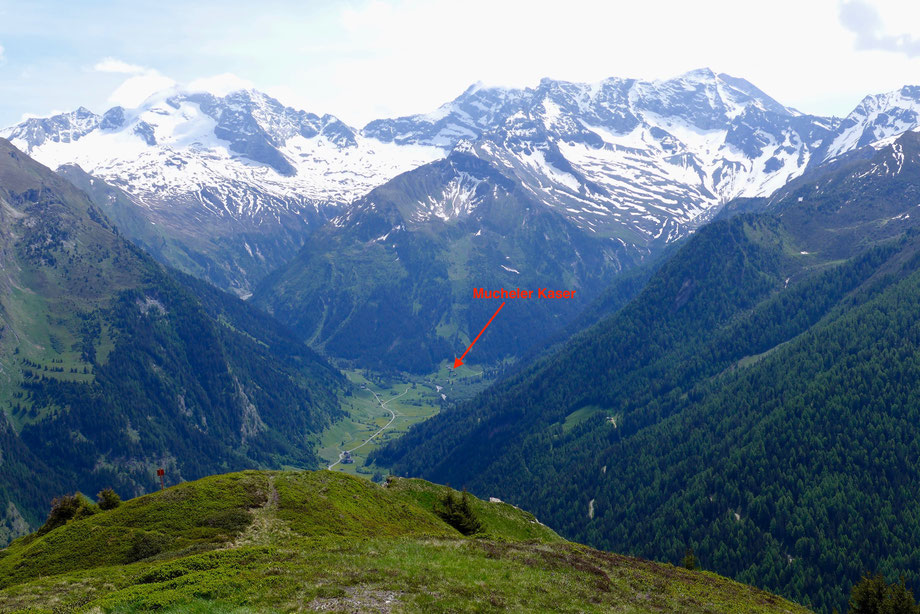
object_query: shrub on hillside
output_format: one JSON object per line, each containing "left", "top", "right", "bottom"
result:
{"left": 203, "top": 508, "right": 252, "bottom": 532}
{"left": 849, "top": 573, "right": 919, "bottom": 614}
{"left": 97, "top": 488, "right": 122, "bottom": 510}
{"left": 435, "top": 489, "right": 483, "bottom": 536}
{"left": 125, "top": 531, "right": 172, "bottom": 563}
{"left": 38, "top": 493, "right": 99, "bottom": 535}
{"left": 682, "top": 547, "right": 698, "bottom": 571}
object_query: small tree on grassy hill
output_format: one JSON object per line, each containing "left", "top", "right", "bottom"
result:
{"left": 97, "top": 487, "right": 122, "bottom": 510}
{"left": 436, "top": 488, "right": 483, "bottom": 536}
{"left": 682, "top": 547, "right": 698, "bottom": 571}
{"left": 849, "top": 573, "right": 919, "bottom": 614}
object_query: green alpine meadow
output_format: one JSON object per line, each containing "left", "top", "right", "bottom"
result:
{"left": 0, "top": 470, "right": 810, "bottom": 613}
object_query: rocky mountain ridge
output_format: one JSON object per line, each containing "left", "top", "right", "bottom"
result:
{"left": 6, "top": 69, "right": 920, "bottom": 295}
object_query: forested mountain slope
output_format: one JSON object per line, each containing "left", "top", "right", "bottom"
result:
{"left": 373, "top": 132, "right": 920, "bottom": 612}
{"left": 253, "top": 152, "right": 632, "bottom": 372}
{"left": 0, "top": 139, "right": 344, "bottom": 541}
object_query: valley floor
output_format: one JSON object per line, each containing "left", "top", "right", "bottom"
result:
{"left": 317, "top": 363, "right": 491, "bottom": 478}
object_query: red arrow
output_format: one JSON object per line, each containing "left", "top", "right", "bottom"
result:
{"left": 454, "top": 301, "right": 505, "bottom": 369}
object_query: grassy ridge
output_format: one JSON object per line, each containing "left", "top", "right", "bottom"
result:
{"left": 0, "top": 470, "right": 808, "bottom": 613}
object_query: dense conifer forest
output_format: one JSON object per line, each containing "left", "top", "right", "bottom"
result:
{"left": 374, "top": 133, "right": 920, "bottom": 612}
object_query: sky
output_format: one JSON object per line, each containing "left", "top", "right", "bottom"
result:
{"left": 1, "top": 0, "right": 920, "bottom": 128}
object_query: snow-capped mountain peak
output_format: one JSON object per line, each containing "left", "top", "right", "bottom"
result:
{"left": 397, "top": 69, "right": 838, "bottom": 245}
{"left": 363, "top": 83, "right": 526, "bottom": 147}
{"left": 822, "top": 85, "right": 920, "bottom": 162}
{"left": 0, "top": 85, "right": 449, "bottom": 295}
{"left": 10, "top": 70, "right": 920, "bottom": 296}
{"left": 11, "top": 106, "right": 101, "bottom": 149}
{"left": 1, "top": 86, "right": 446, "bottom": 225}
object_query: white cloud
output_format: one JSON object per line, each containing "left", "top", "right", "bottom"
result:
{"left": 9, "top": 0, "right": 920, "bottom": 127}
{"left": 93, "top": 57, "right": 146, "bottom": 74}
{"left": 108, "top": 73, "right": 176, "bottom": 108}
{"left": 90, "top": 57, "right": 177, "bottom": 108}
{"left": 839, "top": 0, "right": 920, "bottom": 58}
{"left": 19, "top": 110, "right": 63, "bottom": 121}
{"left": 187, "top": 73, "right": 253, "bottom": 96}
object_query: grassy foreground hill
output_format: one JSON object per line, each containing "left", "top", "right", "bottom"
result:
{"left": 0, "top": 470, "right": 808, "bottom": 613}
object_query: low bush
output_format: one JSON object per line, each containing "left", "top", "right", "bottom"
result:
{"left": 38, "top": 493, "right": 99, "bottom": 535}
{"left": 98, "top": 488, "right": 122, "bottom": 510}
{"left": 126, "top": 532, "right": 173, "bottom": 563}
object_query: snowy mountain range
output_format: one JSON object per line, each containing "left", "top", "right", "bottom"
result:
{"left": 369, "top": 69, "right": 834, "bottom": 247}
{"left": 4, "top": 89, "right": 444, "bottom": 221}
{"left": 5, "top": 69, "right": 920, "bottom": 293}
{"left": 1, "top": 89, "right": 444, "bottom": 293}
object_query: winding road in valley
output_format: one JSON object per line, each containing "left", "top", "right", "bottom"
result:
{"left": 328, "top": 385, "right": 410, "bottom": 470}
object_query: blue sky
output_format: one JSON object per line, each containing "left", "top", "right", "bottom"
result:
{"left": 2, "top": 0, "right": 920, "bottom": 127}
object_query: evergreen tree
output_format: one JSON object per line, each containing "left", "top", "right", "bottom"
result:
{"left": 849, "top": 573, "right": 919, "bottom": 614}
{"left": 435, "top": 489, "right": 483, "bottom": 536}
{"left": 682, "top": 547, "right": 698, "bottom": 571}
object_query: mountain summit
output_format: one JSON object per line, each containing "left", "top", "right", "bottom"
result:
{"left": 1, "top": 88, "right": 446, "bottom": 294}
{"left": 366, "top": 69, "right": 838, "bottom": 247}
{"left": 7, "top": 71, "right": 920, "bottom": 299}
